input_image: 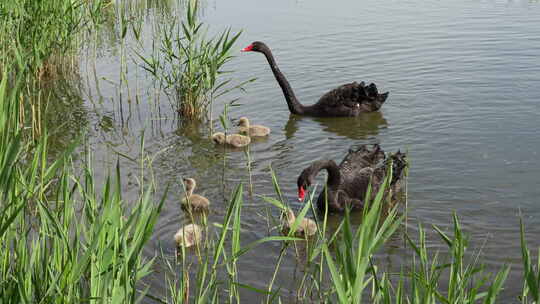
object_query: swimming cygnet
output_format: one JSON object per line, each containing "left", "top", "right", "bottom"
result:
{"left": 237, "top": 117, "right": 270, "bottom": 137}
{"left": 181, "top": 178, "right": 210, "bottom": 212}
{"left": 212, "top": 132, "right": 251, "bottom": 148}
{"left": 174, "top": 223, "right": 202, "bottom": 248}
{"left": 282, "top": 208, "right": 317, "bottom": 237}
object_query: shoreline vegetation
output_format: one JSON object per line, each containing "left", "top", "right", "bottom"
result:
{"left": 0, "top": 0, "right": 538, "bottom": 303}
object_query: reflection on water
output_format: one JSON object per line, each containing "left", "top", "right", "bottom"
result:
{"left": 284, "top": 112, "right": 387, "bottom": 140}
{"left": 37, "top": 76, "right": 89, "bottom": 158}
{"left": 173, "top": 120, "right": 210, "bottom": 144}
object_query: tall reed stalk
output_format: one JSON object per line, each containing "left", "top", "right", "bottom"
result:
{"left": 0, "top": 0, "right": 108, "bottom": 80}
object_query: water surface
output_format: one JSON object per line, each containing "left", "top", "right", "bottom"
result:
{"left": 66, "top": 0, "right": 540, "bottom": 301}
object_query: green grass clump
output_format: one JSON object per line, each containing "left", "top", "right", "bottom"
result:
{"left": 139, "top": 0, "right": 253, "bottom": 121}
{"left": 0, "top": 0, "right": 111, "bottom": 80}
{"left": 0, "top": 70, "right": 166, "bottom": 302}
{"left": 391, "top": 215, "right": 510, "bottom": 304}
{"left": 1, "top": 0, "right": 78, "bottom": 78}
{"left": 323, "top": 176, "right": 402, "bottom": 303}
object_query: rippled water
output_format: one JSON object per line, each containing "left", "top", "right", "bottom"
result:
{"left": 69, "top": 0, "right": 540, "bottom": 301}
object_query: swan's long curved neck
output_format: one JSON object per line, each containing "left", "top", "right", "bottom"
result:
{"left": 309, "top": 160, "right": 341, "bottom": 190}
{"left": 260, "top": 48, "right": 308, "bottom": 115}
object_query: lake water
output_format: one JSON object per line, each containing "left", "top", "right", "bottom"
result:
{"left": 64, "top": 0, "right": 540, "bottom": 301}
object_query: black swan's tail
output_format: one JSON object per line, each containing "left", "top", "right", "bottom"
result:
{"left": 353, "top": 82, "right": 389, "bottom": 112}
{"left": 386, "top": 150, "right": 407, "bottom": 185}
{"left": 365, "top": 149, "right": 407, "bottom": 197}
{"left": 341, "top": 144, "right": 386, "bottom": 170}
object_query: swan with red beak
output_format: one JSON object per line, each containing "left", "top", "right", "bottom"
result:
{"left": 241, "top": 44, "right": 254, "bottom": 52}
{"left": 240, "top": 41, "right": 389, "bottom": 117}
{"left": 295, "top": 145, "right": 407, "bottom": 213}
{"left": 297, "top": 170, "right": 313, "bottom": 203}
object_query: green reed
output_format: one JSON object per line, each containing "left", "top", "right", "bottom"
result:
{"left": 0, "top": 0, "right": 108, "bottom": 80}
{"left": 0, "top": 0, "right": 113, "bottom": 140}
{"left": 258, "top": 163, "right": 399, "bottom": 302}
{"left": 0, "top": 69, "right": 166, "bottom": 302}
{"left": 155, "top": 182, "right": 300, "bottom": 304}
{"left": 138, "top": 0, "right": 254, "bottom": 121}
{"left": 520, "top": 217, "right": 540, "bottom": 303}
{"left": 390, "top": 214, "right": 510, "bottom": 304}
{"left": 261, "top": 159, "right": 516, "bottom": 303}
{"left": 323, "top": 172, "right": 402, "bottom": 303}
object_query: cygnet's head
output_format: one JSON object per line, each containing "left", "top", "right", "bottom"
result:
{"left": 212, "top": 132, "right": 226, "bottom": 144}
{"left": 285, "top": 208, "right": 296, "bottom": 226}
{"left": 237, "top": 117, "right": 250, "bottom": 127}
{"left": 183, "top": 178, "right": 196, "bottom": 190}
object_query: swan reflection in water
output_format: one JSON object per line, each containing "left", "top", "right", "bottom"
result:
{"left": 284, "top": 111, "right": 388, "bottom": 140}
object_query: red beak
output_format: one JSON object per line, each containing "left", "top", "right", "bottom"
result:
{"left": 241, "top": 44, "right": 254, "bottom": 52}
{"left": 298, "top": 186, "right": 306, "bottom": 202}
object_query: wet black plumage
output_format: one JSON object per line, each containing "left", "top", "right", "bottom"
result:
{"left": 242, "top": 41, "right": 389, "bottom": 117}
{"left": 297, "top": 145, "right": 407, "bottom": 213}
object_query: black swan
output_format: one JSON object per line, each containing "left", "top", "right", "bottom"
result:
{"left": 241, "top": 41, "right": 389, "bottom": 117}
{"left": 296, "top": 145, "right": 407, "bottom": 213}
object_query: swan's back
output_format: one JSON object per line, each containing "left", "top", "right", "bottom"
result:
{"left": 339, "top": 144, "right": 385, "bottom": 178}
{"left": 317, "top": 82, "right": 368, "bottom": 106}
{"left": 301, "top": 144, "right": 406, "bottom": 213}
{"left": 314, "top": 82, "right": 389, "bottom": 115}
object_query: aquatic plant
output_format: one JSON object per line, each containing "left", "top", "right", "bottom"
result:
{"left": 0, "top": 70, "right": 166, "bottom": 302}
{"left": 260, "top": 164, "right": 402, "bottom": 302}
{"left": 322, "top": 173, "right": 402, "bottom": 303}
{"left": 0, "top": 0, "right": 107, "bottom": 79}
{"left": 520, "top": 218, "right": 540, "bottom": 303}
{"left": 138, "top": 0, "right": 254, "bottom": 121}
{"left": 391, "top": 214, "right": 510, "bottom": 304}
